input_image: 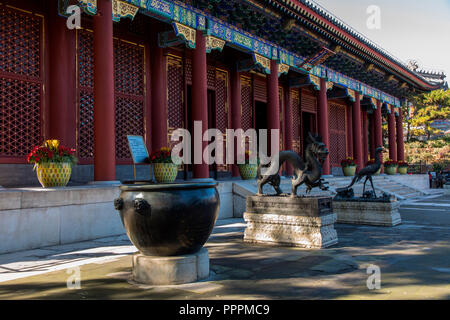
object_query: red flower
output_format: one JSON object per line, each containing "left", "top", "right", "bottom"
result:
{"left": 27, "top": 142, "right": 77, "bottom": 165}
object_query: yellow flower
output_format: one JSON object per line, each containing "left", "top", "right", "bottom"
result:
{"left": 45, "top": 139, "right": 60, "bottom": 149}
{"left": 160, "top": 147, "right": 171, "bottom": 152}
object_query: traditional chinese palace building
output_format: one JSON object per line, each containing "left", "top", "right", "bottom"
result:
{"left": 0, "top": 0, "right": 445, "bottom": 185}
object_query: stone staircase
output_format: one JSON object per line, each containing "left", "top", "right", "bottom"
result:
{"left": 233, "top": 175, "right": 426, "bottom": 201}
{"left": 326, "top": 175, "right": 425, "bottom": 200}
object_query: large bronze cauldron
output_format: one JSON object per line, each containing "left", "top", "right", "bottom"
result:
{"left": 114, "top": 180, "right": 220, "bottom": 256}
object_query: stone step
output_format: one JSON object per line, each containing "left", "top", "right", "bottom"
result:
{"left": 380, "top": 183, "right": 405, "bottom": 188}
{"left": 395, "top": 189, "right": 421, "bottom": 195}
{"left": 402, "top": 193, "right": 422, "bottom": 199}
{"left": 235, "top": 175, "right": 426, "bottom": 201}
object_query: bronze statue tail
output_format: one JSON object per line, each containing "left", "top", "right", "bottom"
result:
{"left": 336, "top": 175, "right": 360, "bottom": 193}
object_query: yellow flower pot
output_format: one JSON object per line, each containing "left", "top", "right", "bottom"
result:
{"left": 238, "top": 164, "right": 258, "bottom": 180}
{"left": 36, "top": 162, "right": 72, "bottom": 188}
{"left": 398, "top": 166, "right": 408, "bottom": 175}
{"left": 385, "top": 166, "right": 398, "bottom": 175}
{"left": 342, "top": 165, "right": 356, "bottom": 176}
{"left": 153, "top": 163, "right": 178, "bottom": 183}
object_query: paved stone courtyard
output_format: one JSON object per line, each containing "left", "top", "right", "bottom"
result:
{"left": 0, "top": 194, "right": 449, "bottom": 300}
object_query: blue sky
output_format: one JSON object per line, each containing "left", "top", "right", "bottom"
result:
{"left": 313, "top": 0, "right": 450, "bottom": 80}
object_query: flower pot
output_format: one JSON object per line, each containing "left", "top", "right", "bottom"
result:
{"left": 398, "top": 166, "right": 408, "bottom": 175}
{"left": 153, "top": 163, "right": 178, "bottom": 183}
{"left": 238, "top": 164, "right": 258, "bottom": 180}
{"left": 114, "top": 180, "right": 220, "bottom": 256}
{"left": 36, "top": 162, "right": 72, "bottom": 188}
{"left": 342, "top": 165, "right": 356, "bottom": 176}
{"left": 385, "top": 166, "right": 398, "bottom": 175}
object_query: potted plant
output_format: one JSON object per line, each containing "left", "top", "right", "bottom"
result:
{"left": 149, "top": 147, "right": 179, "bottom": 183}
{"left": 341, "top": 157, "right": 356, "bottom": 176}
{"left": 398, "top": 161, "right": 409, "bottom": 174}
{"left": 384, "top": 159, "right": 398, "bottom": 175}
{"left": 27, "top": 140, "right": 77, "bottom": 188}
{"left": 238, "top": 150, "right": 258, "bottom": 180}
{"left": 366, "top": 159, "right": 381, "bottom": 175}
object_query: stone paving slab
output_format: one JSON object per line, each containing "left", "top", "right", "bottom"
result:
{"left": 0, "top": 203, "right": 449, "bottom": 300}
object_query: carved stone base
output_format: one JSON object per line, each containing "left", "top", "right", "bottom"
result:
{"left": 132, "top": 248, "right": 209, "bottom": 285}
{"left": 444, "top": 184, "right": 450, "bottom": 195}
{"left": 333, "top": 200, "right": 401, "bottom": 226}
{"left": 243, "top": 196, "right": 338, "bottom": 249}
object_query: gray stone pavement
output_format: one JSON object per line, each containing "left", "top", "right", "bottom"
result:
{"left": 0, "top": 193, "right": 449, "bottom": 299}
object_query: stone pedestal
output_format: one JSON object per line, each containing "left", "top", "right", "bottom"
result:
{"left": 132, "top": 248, "right": 209, "bottom": 285}
{"left": 333, "top": 200, "right": 401, "bottom": 226}
{"left": 444, "top": 184, "right": 450, "bottom": 195}
{"left": 243, "top": 196, "right": 338, "bottom": 248}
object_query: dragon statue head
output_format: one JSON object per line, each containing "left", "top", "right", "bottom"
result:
{"left": 307, "top": 132, "right": 329, "bottom": 161}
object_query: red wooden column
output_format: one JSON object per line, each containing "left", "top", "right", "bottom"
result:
{"left": 48, "top": 1, "right": 76, "bottom": 148}
{"left": 150, "top": 27, "right": 167, "bottom": 151}
{"left": 374, "top": 100, "right": 383, "bottom": 171}
{"left": 362, "top": 109, "right": 369, "bottom": 165}
{"left": 352, "top": 93, "right": 363, "bottom": 171}
{"left": 396, "top": 111, "right": 405, "bottom": 161}
{"left": 192, "top": 30, "right": 209, "bottom": 179}
{"left": 374, "top": 101, "right": 383, "bottom": 148}
{"left": 230, "top": 68, "right": 242, "bottom": 177}
{"left": 318, "top": 78, "right": 330, "bottom": 175}
{"left": 93, "top": 0, "right": 115, "bottom": 181}
{"left": 284, "top": 86, "right": 293, "bottom": 175}
{"left": 369, "top": 113, "right": 375, "bottom": 159}
{"left": 266, "top": 60, "right": 280, "bottom": 154}
{"left": 388, "top": 105, "right": 397, "bottom": 161}
{"left": 346, "top": 104, "right": 353, "bottom": 158}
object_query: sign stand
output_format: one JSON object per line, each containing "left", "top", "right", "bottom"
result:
{"left": 127, "top": 135, "right": 152, "bottom": 182}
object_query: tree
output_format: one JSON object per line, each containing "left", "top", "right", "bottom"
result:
{"left": 408, "top": 90, "right": 450, "bottom": 140}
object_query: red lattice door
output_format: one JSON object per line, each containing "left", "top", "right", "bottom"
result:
{"left": 291, "top": 89, "right": 300, "bottom": 154}
{"left": 328, "top": 101, "right": 347, "bottom": 167}
{"left": 253, "top": 76, "right": 266, "bottom": 103}
{"left": 300, "top": 90, "right": 317, "bottom": 153}
{"left": 0, "top": 5, "right": 44, "bottom": 163}
{"left": 279, "top": 86, "right": 284, "bottom": 150}
{"left": 240, "top": 75, "right": 254, "bottom": 153}
{"left": 114, "top": 39, "right": 145, "bottom": 163}
{"left": 167, "top": 55, "right": 184, "bottom": 149}
{"left": 77, "top": 30, "right": 146, "bottom": 163}
{"left": 215, "top": 69, "right": 229, "bottom": 172}
{"left": 241, "top": 76, "right": 253, "bottom": 131}
{"left": 77, "top": 30, "right": 95, "bottom": 161}
{"left": 301, "top": 90, "right": 317, "bottom": 113}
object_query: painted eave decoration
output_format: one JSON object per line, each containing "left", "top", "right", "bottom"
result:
{"left": 60, "top": 0, "right": 440, "bottom": 108}
{"left": 58, "top": 0, "right": 139, "bottom": 22}
{"left": 268, "top": 0, "right": 441, "bottom": 92}
{"left": 123, "top": 0, "right": 404, "bottom": 107}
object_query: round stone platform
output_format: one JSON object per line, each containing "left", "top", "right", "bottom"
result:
{"left": 132, "top": 248, "right": 209, "bottom": 285}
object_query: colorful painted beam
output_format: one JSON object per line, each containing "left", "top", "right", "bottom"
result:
{"left": 297, "top": 47, "right": 336, "bottom": 72}
{"left": 326, "top": 69, "right": 359, "bottom": 92}
{"left": 122, "top": 0, "right": 401, "bottom": 107}
{"left": 58, "top": 0, "right": 139, "bottom": 21}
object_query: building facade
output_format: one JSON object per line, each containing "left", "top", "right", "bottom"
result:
{"left": 0, "top": 0, "right": 444, "bottom": 185}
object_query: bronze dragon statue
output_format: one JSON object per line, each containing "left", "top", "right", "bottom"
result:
{"left": 256, "top": 133, "right": 330, "bottom": 197}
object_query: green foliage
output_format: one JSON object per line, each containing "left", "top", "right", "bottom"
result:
{"left": 432, "top": 162, "right": 446, "bottom": 172}
{"left": 407, "top": 90, "right": 450, "bottom": 139}
{"left": 404, "top": 136, "right": 450, "bottom": 166}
